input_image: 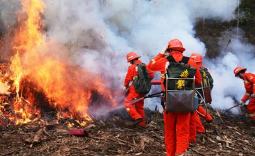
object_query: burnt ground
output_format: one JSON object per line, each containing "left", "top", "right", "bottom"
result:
{"left": 1, "top": 1, "right": 255, "bottom": 156}
{"left": 0, "top": 21, "right": 255, "bottom": 156}
{"left": 1, "top": 107, "right": 255, "bottom": 156}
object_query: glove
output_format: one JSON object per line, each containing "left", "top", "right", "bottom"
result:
{"left": 161, "top": 96, "right": 165, "bottom": 109}
{"left": 240, "top": 101, "right": 245, "bottom": 106}
{"left": 160, "top": 45, "right": 168, "bottom": 55}
{"left": 251, "top": 94, "right": 255, "bottom": 98}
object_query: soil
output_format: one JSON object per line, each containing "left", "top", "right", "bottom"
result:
{"left": 1, "top": 108, "right": 255, "bottom": 156}
{"left": 1, "top": 1, "right": 255, "bottom": 156}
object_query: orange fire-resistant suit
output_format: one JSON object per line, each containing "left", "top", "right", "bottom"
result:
{"left": 124, "top": 59, "right": 154, "bottom": 126}
{"left": 190, "top": 65, "right": 213, "bottom": 142}
{"left": 241, "top": 73, "right": 255, "bottom": 120}
{"left": 148, "top": 52, "right": 201, "bottom": 156}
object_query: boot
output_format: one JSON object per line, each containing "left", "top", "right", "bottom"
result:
{"left": 133, "top": 118, "right": 144, "bottom": 125}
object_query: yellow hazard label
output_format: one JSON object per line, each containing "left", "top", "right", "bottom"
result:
{"left": 203, "top": 71, "right": 207, "bottom": 78}
{"left": 176, "top": 70, "right": 190, "bottom": 89}
{"left": 177, "top": 80, "right": 185, "bottom": 89}
{"left": 203, "top": 78, "right": 208, "bottom": 87}
{"left": 180, "top": 69, "right": 189, "bottom": 78}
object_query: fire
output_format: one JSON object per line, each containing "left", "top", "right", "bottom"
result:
{"left": 0, "top": 0, "right": 117, "bottom": 127}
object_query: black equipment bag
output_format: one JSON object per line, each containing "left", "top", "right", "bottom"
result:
{"left": 165, "top": 56, "right": 198, "bottom": 113}
{"left": 133, "top": 63, "right": 151, "bottom": 94}
{"left": 196, "top": 67, "right": 212, "bottom": 104}
{"left": 165, "top": 56, "right": 197, "bottom": 90}
{"left": 204, "top": 68, "right": 214, "bottom": 90}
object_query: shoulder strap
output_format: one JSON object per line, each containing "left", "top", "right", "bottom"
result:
{"left": 204, "top": 67, "right": 208, "bottom": 72}
{"left": 166, "top": 56, "right": 176, "bottom": 63}
{"left": 166, "top": 56, "right": 190, "bottom": 64}
{"left": 134, "top": 62, "right": 144, "bottom": 66}
{"left": 180, "top": 56, "right": 190, "bottom": 64}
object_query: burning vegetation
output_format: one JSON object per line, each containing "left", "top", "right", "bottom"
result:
{"left": 1, "top": 0, "right": 255, "bottom": 156}
{"left": 0, "top": 0, "right": 117, "bottom": 128}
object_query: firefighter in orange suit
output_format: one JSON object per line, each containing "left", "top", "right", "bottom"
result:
{"left": 234, "top": 67, "right": 255, "bottom": 121}
{"left": 189, "top": 53, "right": 213, "bottom": 143}
{"left": 148, "top": 39, "right": 201, "bottom": 156}
{"left": 124, "top": 52, "right": 154, "bottom": 126}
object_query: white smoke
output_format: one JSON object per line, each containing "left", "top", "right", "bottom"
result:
{"left": 207, "top": 29, "right": 255, "bottom": 112}
{"left": 0, "top": 0, "right": 243, "bottom": 113}
{"left": 43, "top": 0, "right": 239, "bottom": 84}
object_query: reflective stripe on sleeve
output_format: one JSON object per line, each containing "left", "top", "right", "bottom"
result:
{"left": 250, "top": 114, "right": 255, "bottom": 117}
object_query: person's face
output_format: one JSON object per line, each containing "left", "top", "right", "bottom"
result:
{"left": 237, "top": 72, "right": 244, "bottom": 79}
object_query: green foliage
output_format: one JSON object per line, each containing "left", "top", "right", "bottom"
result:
{"left": 238, "top": 0, "right": 255, "bottom": 23}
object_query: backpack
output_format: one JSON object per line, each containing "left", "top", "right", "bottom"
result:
{"left": 165, "top": 56, "right": 197, "bottom": 90}
{"left": 132, "top": 63, "right": 151, "bottom": 94}
{"left": 196, "top": 67, "right": 212, "bottom": 104}
{"left": 204, "top": 68, "right": 214, "bottom": 90}
{"left": 164, "top": 56, "right": 198, "bottom": 113}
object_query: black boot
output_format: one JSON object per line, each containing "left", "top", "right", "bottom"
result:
{"left": 133, "top": 118, "right": 144, "bottom": 125}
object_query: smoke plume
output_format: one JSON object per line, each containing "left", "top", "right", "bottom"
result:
{"left": 0, "top": 0, "right": 247, "bottom": 115}
{"left": 207, "top": 28, "right": 255, "bottom": 112}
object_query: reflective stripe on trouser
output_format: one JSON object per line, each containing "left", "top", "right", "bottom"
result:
{"left": 247, "top": 98, "right": 255, "bottom": 121}
{"left": 197, "top": 105, "right": 212, "bottom": 121}
{"left": 163, "top": 111, "right": 191, "bottom": 156}
{"left": 124, "top": 93, "right": 145, "bottom": 126}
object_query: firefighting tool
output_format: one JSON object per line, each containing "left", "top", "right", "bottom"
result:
{"left": 124, "top": 91, "right": 163, "bottom": 105}
{"left": 226, "top": 101, "right": 248, "bottom": 111}
{"left": 164, "top": 56, "right": 198, "bottom": 113}
{"left": 195, "top": 69, "right": 212, "bottom": 104}
{"left": 151, "top": 80, "right": 161, "bottom": 85}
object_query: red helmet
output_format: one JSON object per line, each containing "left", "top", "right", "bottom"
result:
{"left": 168, "top": 39, "right": 185, "bottom": 52}
{"left": 233, "top": 67, "right": 247, "bottom": 77}
{"left": 190, "top": 53, "right": 203, "bottom": 63}
{"left": 126, "top": 52, "right": 140, "bottom": 62}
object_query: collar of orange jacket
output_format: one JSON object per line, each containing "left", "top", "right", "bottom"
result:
{"left": 133, "top": 59, "right": 142, "bottom": 64}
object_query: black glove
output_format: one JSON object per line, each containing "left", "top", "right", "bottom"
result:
{"left": 161, "top": 96, "right": 165, "bottom": 109}
{"left": 240, "top": 101, "right": 245, "bottom": 106}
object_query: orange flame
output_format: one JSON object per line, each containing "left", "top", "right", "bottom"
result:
{"left": 6, "top": 0, "right": 116, "bottom": 126}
